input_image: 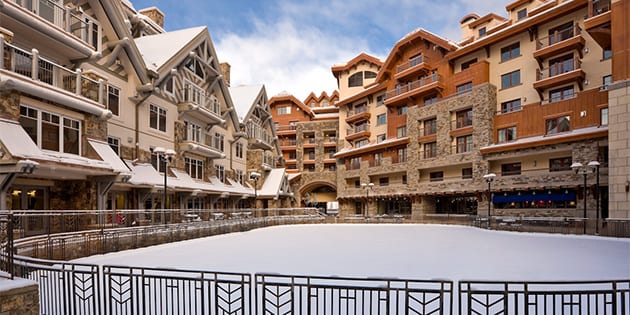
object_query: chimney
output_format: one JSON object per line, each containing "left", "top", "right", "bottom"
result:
{"left": 139, "top": 7, "right": 165, "bottom": 28}
{"left": 220, "top": 62, "right": 231, "bottom": 86}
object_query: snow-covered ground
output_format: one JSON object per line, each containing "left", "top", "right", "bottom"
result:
{"left": 76, "top": 224, "right": 630, "bottom": 282}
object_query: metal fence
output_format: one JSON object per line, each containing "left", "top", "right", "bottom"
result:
{"left": 459, "top": 280, "right": 630, "bottom": 315}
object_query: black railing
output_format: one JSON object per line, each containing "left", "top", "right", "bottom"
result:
{"left": 460, "top": 280, "right": 630, "bottom": 315}
{"left": 0, "top": 212, "right": 14, "bottom": 279}
{"left": 104, "top": 266, "right": 251, "bottom": 315}
{"left": 255, "top": 274, "right": 453, "bottom": 314}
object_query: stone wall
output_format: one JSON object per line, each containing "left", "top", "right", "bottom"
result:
{"left": 0, "top": 280, "right": 39, "bottom": 315}
{"left": 608, "top": 79, "right": 630, "bottom": 218}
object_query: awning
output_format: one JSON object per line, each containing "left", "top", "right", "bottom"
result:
{"left": 88, "top": 139, "right": 131, "bottom": 175}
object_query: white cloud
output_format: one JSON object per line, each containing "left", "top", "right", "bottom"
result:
{"left": 216, "top": 17, "right": 372, "bottom": 101}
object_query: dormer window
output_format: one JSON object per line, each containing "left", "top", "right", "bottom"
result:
{"left": 517, "top": 8, "right": 527, "bottom": 20}
{"left": 478, "top": 27, "right": 487, "bottom": 38}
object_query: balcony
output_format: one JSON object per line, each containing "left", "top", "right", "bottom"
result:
{"left": 534, "top": 59, "right": 585, "bottom": 93}
{"left": 178, "top": 86, "right": 224, "bottom": 125}
{"left": 345, "top": 125, "right": 370, "bottom": 142}
{"left": 4, "top": 0, "right": 101, "bottom": 52}
{"left": 345, "top": 109, "right": 371, "bottom": 124}
{"left": 395, "top": 55, "right": 433, "bottom": 80}
{"left": 276, "top": 125, "right": 297, "bottom": 135}
{"left": 0, "top": 42, "right": 111, "bottom": 117}
{"left": 279, "top": 139, "right": 297, "bottom": 149}
{"left": 584, "top": 0, "right": 611, "bottom": 49}
{"left": 384, "top": 74, "right": 444, "bottom": 106}
{"left": 303, "top": 137, "right": 316, "bottom": 149}
{"left": 179, "top": 135, "right": 225, "bottom": 159}
{"left": 324, "top": 137, "right": 337, "bottom": 147}
{"left": 246, "top": 121, "right": 273, "bottom": 150}
{"left": 534, "top": 25, "right": 585, "bottom": 62}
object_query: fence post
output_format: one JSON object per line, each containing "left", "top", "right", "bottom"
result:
{"left": 7, "top": 212, "right": 14, "bottom": 280}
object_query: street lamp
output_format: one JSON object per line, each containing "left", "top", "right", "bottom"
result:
{"left": 483, "top": 173, "right": 496, "bottom": 228}
{"left": 571, "top": 161, "right": 599, "bottom": 234}
{"left": 249, "top": 171, "right": 261, "bottom": 208}
{"left": 151, "top": 147, "right": 175, "bottom": 224}
{"left": 588, "top": 161, "right": 601, "bottom": 234}
{"left": 361, "top": 182, "right": 374, "bottom": 217}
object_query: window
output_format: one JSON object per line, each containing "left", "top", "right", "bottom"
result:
{"left": 149, "top": 104, "right": 166, "bottom": 132}
{"left": 549, "top": 54, "right": 574, "bottom": 77}
{"left": 603, "top": 75, "right": 612, "bottom": 87}
{"left": 478, "top": 27, "right": 486, "bottom": 38}
{"left": 306, "top": 165, "right": 315, "bottom": 172}
{"left": 289, "top": 151, "right": 297, "bottom": 159}
{"left": 184, "top": 121, "right": 201, "bottom": 142}
{"left": 379, "top": 177, "right": 389, "bottom": 186}
{"left": 19, "top": 105, "right": 81, "bottom": 154}
{"left": 328, "top": 149, "right": 336, "bottom": 158}
{"left": 107, "top": 85, "right": 120, "bottom": 116}
{"left": 397, "top": 126, "right": 407, "bottom": 137}
{"left": 185, "top": 157, "right": 204, "bottom": 179}
{"left": 456, "top": 135, "right": 473, "bottom": 153}
{"left": 462, "top": 168, "right": 473, "bottom": 179}
{"left": 549, "top": 157, "right": 572, "bottom": 172}
{"left": 348, "top": 72, "right": 363, "bottom": 87}
{"left": 365, "top": 71, "right": 377, "bottom": 79}
{"left": 501, "top": 42, "right": 520, "bottom": 62}
{"left": 350, "top": 157, "right": 361, "bottom": 170}
{"left": 549, "top": 86, "right": 574, "bottom": 103}
{"left": 355, "top": 180, "right": 361, "bottom": 188}
{"left": 108, "top": 136, "right": 120, "bottom": 156}
{"left": 214, "top": 133, "right": 225, "bottom": 151}
{"left": 402, "top": 175, "right": 407, "bottom": 185}
{"left": 457, "top": 82, "right": 472, "bottom": 95}
{"left": 309, "top": 101, "right": 316, "bottom": 108}
{"left": 601, "top": 108, "right": 608, "bottom": 126}
{"left": 498, "top": 126, "right": 517, "bottom": 143}
{"left": 461, "top": 58, "right": 477, "bottom": 71}
{"left": 501, "top": 162, "right": 521, "bottom": 176}
{"left": 327, "top": 164, "right": 336, "bottom": 171}
{"left": 456, "top": 108, "right": 473, "bottom": 128}
{"left": 430, "top": 171, "right": 444, "bottom": 182}
{"left": 376, "top": 134, "right": 386, "bottom": 143}
{"left": 376, "top": 95, "right": 384, "bottom": 106}
{"left": 424, "top": 94, "right": 438, "bottom": 105}
{"left": 307, "top": 150, "right": 315, "bottom": 160}
{"left": 501, "top": 99, "right": 521, "bottom": 113}
{"left": 397, "top": 147, "right": 407, "bottom": 163}
{"left": 355, "top": 139, "right": 368, "bottom": 148}
{"left": 236, "top": 170, "right": 244, "bottom": 184}
{"left": 423, "top": 118, "right": 437, "bottom": 136}
{"left": 546, "top": 115, "right": 570, "bottom": 134}
{"left": 215, "top": 164, "right": 225, "bottom": 183}
{"left": 164, "top": 77, "right": 174, "bottom": 94}
{"left": 548, "top": 21, "right": 574, "bottom": 46}
{"left": 603, "top": 47, "right": 612, "bottom": 60}
{"left": 276, "top": 106, "right": 291, "bottom": 115}
{"left": 517, "top": 8, "right": 527, "bottom": 20}
{"left": 235, "top": 142, "right": 244, "bottom": 158}
{"left": 151, "top": 151, "right": 167, "bottom": 173}
{"left": 397, "top": 106, "right": 407, "bottom": 115}
{"left": 376, "top": 113, "right": 387, "bottom": 125}
{"left": 501, "top": 70, "right": 521, "bottom": 89}
{"left": 424, "top": 142, "right": 437, "bottom": 159}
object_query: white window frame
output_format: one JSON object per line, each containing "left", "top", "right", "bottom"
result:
{"left": 149, "top": 104, "right": 167, "bottom": 132}
{"left": 185, "top": 157, "right": 204, "bottom": 180}
{"left": 108, "top": 136, "right": 120, "bottom": 156}
{"left": 19, "top": 105, "right": 82, "bottom": 155}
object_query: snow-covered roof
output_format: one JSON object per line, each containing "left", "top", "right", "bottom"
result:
{"left": 480, "top": 126, "right": 607, "bottom": 152}
{"left": 88, "top": 140, "right": 131, "bottom": 174}
{"left": 134, "top": 26, "right": 206, "bottom": 71}
{"left": 313, "top": 113, "right": 339, "bottom": 120}
{"left": 226, "top": 178, "right": 254, "bottom": 195}
{"left": 334, "top": 137, "right": 409, "bottom": 158}
{"left": 0, "top": 119, "right": 126, "bottom": 173}
{"left": 125, "top": 161, "right": 164, "bottom": 187}
{"left": 229, "top": 84, "right": 263, "bottom": 123}
{"left": 259, "top": 168, "right": 287, "bottom": 198}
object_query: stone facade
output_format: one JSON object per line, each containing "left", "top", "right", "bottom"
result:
{"left": 0, "top": 280, "right": 39, "bottom": 315}
{"left": 608, "top": 79, "right": 630, "bottom": 218}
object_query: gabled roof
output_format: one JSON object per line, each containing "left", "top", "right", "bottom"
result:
{"left": 467, "top": 13, "right": 508, "bottom": 28}
{"left": 375, "top": 28, "right": 459, "bottom": 83}
{"left": 268, "top": 92, "right": 314, "bottom": 118}
{"left": 331, "top": 52, "right": 383, "bottom": 77}
{"left": 259, "top": 168, "right": 291, "bottom": 198}
{"left": 134, "top": 26, "right": 207, "bottom": 72}
{"left": 229, "top": 84, "right": 266, "bottom": 123}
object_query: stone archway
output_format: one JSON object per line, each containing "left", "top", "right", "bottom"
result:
{"left": 299, "top": 181, "right": 337, "bottom": 213}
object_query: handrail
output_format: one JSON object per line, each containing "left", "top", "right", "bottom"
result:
{"left": 385, "top": 73, "right": 442, "bottom": 100}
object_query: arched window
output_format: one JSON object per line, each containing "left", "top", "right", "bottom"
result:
{"left": 364, "top": 71, "right": 377, "bottom": 79}
{"left": 348, "top": 72, "right": 363, "bottom": 87}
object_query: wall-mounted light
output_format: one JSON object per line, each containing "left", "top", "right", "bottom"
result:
{"left": 584, "top": 47, "right": 589, "bottom": 54}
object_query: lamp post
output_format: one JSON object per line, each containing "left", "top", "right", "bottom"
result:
{"left": 588, "top": 160, "right": 601, "bottom": 234}
{"left": 571, "top": 161, "right": 599, "bottom": 234}
{"left": 151, "top": 147, "right": 175, "bottom": 225}
{"left": 483, "top": 173, "right": 496, "bottom": 228}
{"left": 361, "top": 182, "right": 374, "bottom": 217}
{"left": 249, "top": 172, "right": 261, "bottom": 208}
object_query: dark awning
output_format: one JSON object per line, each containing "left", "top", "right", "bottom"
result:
{"left": 493, "top": 192, "right": 576, "bottom": 203}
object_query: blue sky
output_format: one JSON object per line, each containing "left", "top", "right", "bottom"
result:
{"left": 129, "top": 0, "right": 507, "bottom": 100}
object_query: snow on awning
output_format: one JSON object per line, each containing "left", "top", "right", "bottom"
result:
{"left": 226, "top": 178, "right": 254, "bottom": 197}
{"left": 258, "top": 168, "right": 290, "bottom": 198}
{"left": 88, "top": 139, "right": 130, "bottom": 175}
{"left": 0, "top": 119, "right": 124, "bottom": 178}
{"left": 125, "top": 161, "right": 164, "bottom": 188}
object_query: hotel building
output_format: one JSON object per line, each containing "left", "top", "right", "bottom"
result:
{"left": 334, "top": 0, "right": 629, "bottom": 219}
